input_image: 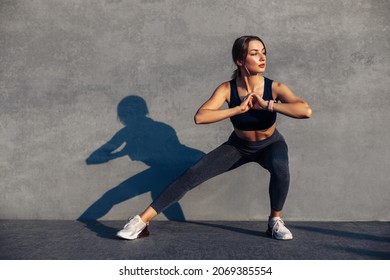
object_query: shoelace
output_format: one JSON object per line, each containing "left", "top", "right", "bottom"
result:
{"left": 123, "top": 217, "right": 148, "bottom": 229}
{"left": 270, "top": 218, "right": 284, "bottom": 232}
{"left": 123, "top": 217, "right": 139, "bottom": 229}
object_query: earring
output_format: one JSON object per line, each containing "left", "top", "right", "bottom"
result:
{"left": 244, "top": 65, "right": 251, "bottom": 76}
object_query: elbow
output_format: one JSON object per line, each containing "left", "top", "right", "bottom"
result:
{"left": 194, "top": 113, "right": 203, "bottom": 125}
{"left": 295, "top": 102, "right": 312, "bottom": 119}
{"left": 307, "top": 107, "right": 313, "bottom": 118}
{"left": 194, "top": 114, "right": 212, "bottom": 125}
{"left": 303, "top": 106, "right": 312, "bottom": 119}
{"left": 194, "top": 109, "right": 212, "bottom": 124}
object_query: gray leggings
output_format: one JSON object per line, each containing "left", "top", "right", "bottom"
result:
{"left": 150, "top": 129, "right": 290, "bottom": 213}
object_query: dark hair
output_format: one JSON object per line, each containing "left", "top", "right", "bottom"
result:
{"left": 231, "top": 35, "right": 266, "bottom": 79}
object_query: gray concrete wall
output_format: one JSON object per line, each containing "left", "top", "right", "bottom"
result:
{"left": 1, "top": 0, "right": 389, "bottom": 221}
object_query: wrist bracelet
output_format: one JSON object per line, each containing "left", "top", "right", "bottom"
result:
{"left": 268, "top": 100, "right": 274, "bottom": 112}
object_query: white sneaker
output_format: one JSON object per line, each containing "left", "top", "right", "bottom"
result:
{"left": 266, "top": 217, "right": 293, "bottom": 240}
{"left": 116, "top": 215, "right": 149, "bottom": 240}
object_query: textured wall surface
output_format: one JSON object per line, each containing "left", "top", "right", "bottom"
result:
{"left": 1, "top": 0, "right": 389, "bottom": 221}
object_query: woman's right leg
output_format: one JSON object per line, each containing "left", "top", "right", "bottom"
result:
{"left": 142, "top": 142, "right": 247, "bottom": 222}
{"left": 117, "top": 141, "right": 246, "bottom": 239}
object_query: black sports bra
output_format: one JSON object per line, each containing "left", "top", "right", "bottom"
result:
{"left": 228, "top": 77, "right": 276, "bottom": 131}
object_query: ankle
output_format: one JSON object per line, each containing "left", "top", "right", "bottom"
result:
{"left": 270, "top": 209, "right": 282, "bottom": 219}
{"left": 139, "top": 215, "right": 149, "bottom": 224}
{"left": 140, "top": 207, "right": 158, "bottom": 224}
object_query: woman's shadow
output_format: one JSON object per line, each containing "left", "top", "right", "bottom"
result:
{"left": 78, "top": 95, "right": 204, "bottom": 238}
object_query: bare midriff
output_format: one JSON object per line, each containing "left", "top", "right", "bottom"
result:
{"left": 234, "top": 123, "right": 276, "bottom": 142}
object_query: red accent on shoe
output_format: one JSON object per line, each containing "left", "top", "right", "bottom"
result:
{"left": 137, "top": 226, "right": 150, "bottom": 238}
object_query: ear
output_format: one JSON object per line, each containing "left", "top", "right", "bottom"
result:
{"left": 236, "top": 60, "right": 244, "bottom": 67}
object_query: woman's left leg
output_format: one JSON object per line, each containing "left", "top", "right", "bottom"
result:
{"left": 257, "top": 138, "right": 292, "bottom": 240}
{"left": 258, "top": 138, "right": 290, "bottom": 212}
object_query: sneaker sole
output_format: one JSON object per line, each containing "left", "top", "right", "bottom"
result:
{"left": 117, "top": 226, "right": 150, "bottom": 240}
{"left": 265, "top": 229, "right": 293, "bottom": 240}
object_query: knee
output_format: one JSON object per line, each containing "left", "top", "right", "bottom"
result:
{"left": 269, "top": 158, "right": 290, "bottom": 178}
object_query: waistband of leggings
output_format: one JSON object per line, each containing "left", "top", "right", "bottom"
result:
{"left": 228, "top": 129, "right": 282, "bottom": 147}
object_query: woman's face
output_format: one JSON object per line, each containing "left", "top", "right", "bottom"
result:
{"left": 242, "top": 40, "right": 266, "bottom": 75}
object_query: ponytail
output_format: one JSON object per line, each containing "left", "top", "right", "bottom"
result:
{"left": 231, "top": 68, "right": 241, "bottom": 79}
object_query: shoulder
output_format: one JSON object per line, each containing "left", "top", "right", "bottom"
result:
{"left": 269, "top": 79, "right": 292, "bottom": 100}
{"left": 217, "top": 80, "right": 232, "bottom": 90}
{"left": 271, "top": 80, "right": 289, "bottom": 93}
{"left": 212, "top": 80, "right": 231, "bottom": 96}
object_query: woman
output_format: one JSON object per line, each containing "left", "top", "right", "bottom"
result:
{"left": 117, "top": 35, "right": 312, "bottom": 241}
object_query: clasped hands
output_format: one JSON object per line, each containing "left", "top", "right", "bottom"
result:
{"left": 239, "top": 92, "right": 268, "bottom": 112}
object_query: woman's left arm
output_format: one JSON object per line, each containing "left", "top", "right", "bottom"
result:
{"left": 271, "top": 82, "right": 312, "bottom": 119}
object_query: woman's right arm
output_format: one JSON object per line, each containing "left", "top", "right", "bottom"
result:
{"left": 194, "top": 82, "right": 252, "bottom": 125}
